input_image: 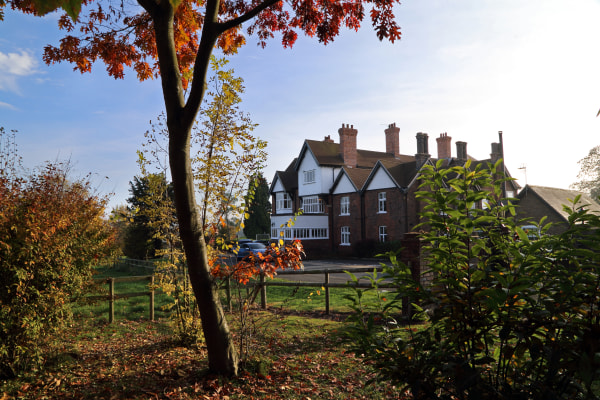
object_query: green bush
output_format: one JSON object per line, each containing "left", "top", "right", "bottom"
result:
{"left": 346, "top": 160, "right": 600, "bottom": 399}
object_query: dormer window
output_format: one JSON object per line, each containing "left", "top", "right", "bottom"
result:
{"left": 303, "top": 169, "right": 316, "bottom": 184}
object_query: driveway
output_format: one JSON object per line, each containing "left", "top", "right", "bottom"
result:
{"left": 277, "top": 258, "right": 385, "bottom": 285}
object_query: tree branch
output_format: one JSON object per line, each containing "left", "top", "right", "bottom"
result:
{"left": 217, "top": 0, "right": 282, "bottom": 33}
{"left": 182, "top": 0, "right": 220, "bottom": 127}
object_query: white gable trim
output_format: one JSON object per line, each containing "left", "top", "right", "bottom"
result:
{"left": 332, "top": 173, "right": 357, "bottom": 194}
{"left": 365, "top": 167, "right": 396, "bottom": 191}
{"left": 272, "top": 177, "right": 285, "bottom": 193}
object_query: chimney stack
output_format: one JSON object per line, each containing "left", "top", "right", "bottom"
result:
{"left": 436, "top": 132, "right": 452, "bottom": 159}
{"left": 338, "top": 123, "right": 358, "bottom": 168}
{"left": 415, "top": 132, "right": 430, "bottom": 168}
{"left": 456, "top": 141, "right": 467, "bottom": 162}
{"left": 385, "top": 123, "right": 400, "bottom": 158}
{"left": 323, "top": 135, "right": 334, "bottom": 143}
{"left": 491, "top": 142, "right": 502, "bottom": 164}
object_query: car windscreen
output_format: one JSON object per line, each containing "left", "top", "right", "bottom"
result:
{"left": 248, "top": 243, "right": 266, "bottom": 250}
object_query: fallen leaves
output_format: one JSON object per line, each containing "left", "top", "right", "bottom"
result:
{"left": 0, "top": 316, "right": 408, "bottom": 399}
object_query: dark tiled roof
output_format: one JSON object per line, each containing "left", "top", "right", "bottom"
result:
{"left": 518, "top": 185, "right": 600, "bottom": 220}
{"left": 304, "top": 140, "right": 412, "bottom": 169}
{"left": 276, "top": 170, "right": 298, "bottom": 191}
{"left": 343, "top": 167, "right": 372, "bottom": 191}
{"left": 378, "top": 159, "right": 419, "bottom": 188}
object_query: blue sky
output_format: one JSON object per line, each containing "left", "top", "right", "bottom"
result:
{"left": 2, "top": 0, "right": 600, "bottom": 211}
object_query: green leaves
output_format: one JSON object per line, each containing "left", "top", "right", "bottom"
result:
{"left": 347, "top": 160, "right": 600, "bottom": 398}
{"left": 29, "top": 0, "right": 82, "bottom": 20}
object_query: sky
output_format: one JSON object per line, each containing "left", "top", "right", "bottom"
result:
{"left": 2, "top": 0, "right": 600, "bottom": 211}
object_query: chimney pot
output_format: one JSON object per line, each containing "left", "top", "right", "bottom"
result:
{"left": 436, "top": 132, "right": 452, "bottom": 159}
{"left": 415, "top": 132, "right": 430, "bottom": 168}
{"left": 385, "top": 122, "right": 401, "bottom": 158}
{"left": 339, "top": 123, "right": 358, "bottom": 168}
{"left": 456, "top": 141, "right": 467, "bottom": 162}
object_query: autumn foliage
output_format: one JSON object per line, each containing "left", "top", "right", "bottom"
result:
{"left": 211, "top": 240, "right": 304, "bottom": 285}
{"left": 2, "top": 0, "right": 403, "bottom": 376}
{"left": 3, "top": 0, "right": 401, "bottom": 86}
{"left": 0, "top": 130, "right": 117, "bottom": 379}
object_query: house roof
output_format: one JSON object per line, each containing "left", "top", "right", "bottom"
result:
{"left": 301, "top": 140, "right": 414, "bottom": 169}
{"left": 375, "top": 159, "right": 419, "bottom": 188}
{"left": 331, "top": 166, "right": 373, "bottom": 193}
{"left": 269, "top": 166, "right": 298, "bottom": 194}
{"left": 518, "top": 185, "right": 600, "bottom": 221}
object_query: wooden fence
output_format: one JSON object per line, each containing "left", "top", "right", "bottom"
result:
{"left": 225, "top": 266, "right": 394, "bottom": 315}
{"left": 93, "top": 259, "right": 396, "bottom": 321}
{"left": 90, "top": 275, "right": 155, "bottom": 323}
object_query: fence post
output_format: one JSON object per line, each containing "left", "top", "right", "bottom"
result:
{"left": 149, "top": 275, "right": 155, "bottom": 321}
{"left": 260, "top": 272, "right": 267, "bottom": 309}
{"left": 226, "top": 276, "right": 232, "bottom": 312}
{"left": 325, "top": 272, "right": 330, "bottom": 315}
{"left": 109, "top": 277, "right": 115, "bottom": 324}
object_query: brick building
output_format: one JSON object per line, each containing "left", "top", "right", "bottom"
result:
{"left": 269, "top": 123, "right": 519, "bottom": 257}
{"left": 516, "top": 185, "right": 600, "bottom": 235}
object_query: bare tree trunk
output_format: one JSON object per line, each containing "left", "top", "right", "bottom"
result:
{"left": 169, "top": 122, "right": 239, "bottom": 375}
{"left": 140, "top": 0, "right": 239, "bottom": 375}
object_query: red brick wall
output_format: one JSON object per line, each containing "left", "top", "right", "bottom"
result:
{"left": 515, "top": 190, "right": 567, "bottom": 235}
{"left": 363, "top": 188, "right": 406, "bottom": 243}
{"left": 331, "top": 192, "right": 362, "bottom": 255}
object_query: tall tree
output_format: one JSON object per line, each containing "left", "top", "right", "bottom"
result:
{"left": 243, "top": 173, "right": 271, "bottom": 240}
{"left": 4, "top": 0, "right": 402, "bottom": 375}
{"left": 124, "top": 173, "right": 174, "bottom": 259}
{"left": 571, "top": 145, "right": 600, "bottom": 202}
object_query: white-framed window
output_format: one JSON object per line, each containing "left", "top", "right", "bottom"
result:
{"left": 482, "top": 199, "right": 490, "bottom": 209}
{"left": 276, "top": 192, "right": 292, "bottom": 212}
{"left": 294, "top": 228, "right": 311, "bottom": 239}
{"left": 341, "top": 226, "right": 350, "bottom": 245}
{"left": 271, "top": 228, "right": 279, "bottom": 238}
{"left": 311, "top": 228, "right": 328, "bottom": 239}
{"left": 379, "top": 226, "right": 388, "bottom": 242}
{"left": 378, "top": 192, "right": 387, "bottom": 213}
{"left": 340, "top": 196, "right": 350, "bottom": 215}
{"left": 301, "top": 196, "right": 324, "bottom": 213}
{"left": 303, "top": 169, "right": 316, "bottom": 184}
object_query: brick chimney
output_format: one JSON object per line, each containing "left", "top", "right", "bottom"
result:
{"left": 436, "top": 132, "right": 452, "bottom": 159}
{"left": 491, "top": 142, "right": 502, "bottom": 164}
{"left": 415, "top": 132, "right": 430, "bottom": 168}
{"left": 456, "top": 141, "right": 467, "bottom": 162}
{"left": 323, "top": 135, "right": 334, "bottom": 143}
{"left": 384, "top": 123, "right": 400, "bottom": 157}
{"left": 338, "top": 123, "right": 358, "bottom": 168}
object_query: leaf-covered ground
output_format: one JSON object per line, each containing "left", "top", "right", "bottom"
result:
{"left": 1, "top": 312, "right": 407, "bottom": 399}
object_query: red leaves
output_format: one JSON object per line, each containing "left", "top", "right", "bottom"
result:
{"left": 211, "top": 240, "right": 304, "bottom": 284}
{"left": 16, "top": 0, "right": 401, "bottom": 84}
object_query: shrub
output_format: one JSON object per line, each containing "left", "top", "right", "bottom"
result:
{"left": 346, "top": 160, "right": 600, "bottom": 399}
{"left": 0, "top": 155, "right": 117, "bottom": 379}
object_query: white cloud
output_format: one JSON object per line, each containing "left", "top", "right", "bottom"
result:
{"left": 0, "top": 101, "right": 17, "bottom": 110}
{"left": 0, "top": 50, "right": 38, "bottom": 93}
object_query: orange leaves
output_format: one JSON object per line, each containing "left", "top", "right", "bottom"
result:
{"left": 21, "top": 0, "right": 401, "bottom": 85}
{"left": 211, "top": 240, "right": 304, "bottom": 284}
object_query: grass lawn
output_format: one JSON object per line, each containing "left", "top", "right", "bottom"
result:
{"left": 1, "top": 261, "right": 409, "bottom": 399}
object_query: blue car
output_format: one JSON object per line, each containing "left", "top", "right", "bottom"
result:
{"left": 236, "top": 242, "right": 268, "bottom": 261}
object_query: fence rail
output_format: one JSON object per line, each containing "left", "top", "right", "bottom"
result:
{"left": 227, "top": 266, "right": 392, "bottom": 315}
{"left": 90, "top": 275, "right": 155, "bottom": 323}
{"left": 96, "top": 260, "right": 394, "bottom": 319}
